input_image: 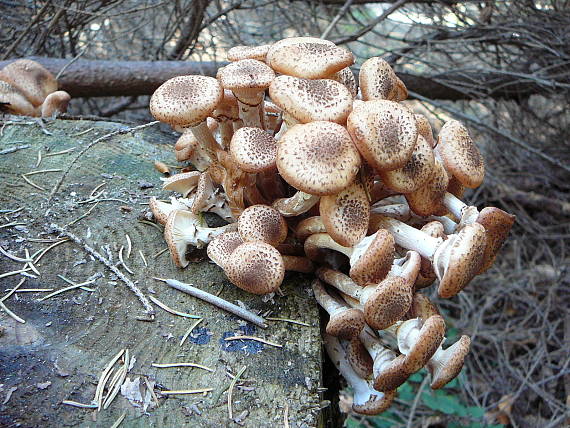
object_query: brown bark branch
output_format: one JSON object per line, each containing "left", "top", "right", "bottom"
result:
{"left": 0, "top": 57, "right": 565, "bottom": 101}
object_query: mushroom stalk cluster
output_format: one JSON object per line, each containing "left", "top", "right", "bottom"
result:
{"left": 146, "top": 37, "right": 515, "bottom": 416}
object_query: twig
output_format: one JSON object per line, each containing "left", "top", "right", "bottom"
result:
{"left": 0, "top": 222, "right": 26, "bottom": 229}
{"left": 180, "top": 318, "right": 203, "bottom": 346}
{"left": 33, "top": 239, "right": 68, "bottom": 264}
{"left": 95, "top": 349, "right": 125, "bottom": 409}
{"left": 224, "top": 335, "right": 283, "bottom": 348}
{"left": 125, "top": 234, "right": 132, "bottom": 258}
{"left": 266, "top": 317, "right": 310, "bottom": 327}
{"left": 406, "top": 376, "right": 429, "bottom": 428}
{"left": 0, "top": 268, "right": 31, "bottom": 279}
{"left": 160, "top": 388, "right": 213, "bottom": 395}
{"left": 49, "top": 224, "right": 155, "bottom": 317}
{"left": 118, "top": 246, "right": 134, "bottom": 275}
{"left": 148, "top": 295, "right": 200, "bottom": 319}
{"left": 0, "top": 300, "right": 25, "bottom": 323}
{"left": 284, "top": 402, "right": 290, "bottom": 428}
{"left": 62, "top": 400, "right": 98, "bottom": 409}
{"left": 39, "top": 279, "right": 96, "bottom": 301}
{"left": 23, "top": 168, "right": 63, "bottom": 176}
{"left": 139, "top": 250, "right": 148, "bottom": 267}
{"left": 47, "top": 121, "right": 159, "bottom": 202}
{"left": 0, "top": 246, "right": 32, "bottom": 263}
{"left": 0, "top": 145, "right": 30, "bottom": 155}
{"left": 21, "top": 174, "right": 45, "bottom": 191}
{"left": 151, "top": 362, "right": 214, "bottom": 372}
{"left": 228, "top": 366, "right": 247, "bottom": 420}
{"left": 320, "top": 0, "right": 353, "bottom": 40}
{"left": 1, "top": 278, "right": 26, "bottom": 302}
{"left": 109, "top": 412, "right": 126, "bottom": 428}
{"left": 160, "top": 278, "right": 268, "bottom": 328}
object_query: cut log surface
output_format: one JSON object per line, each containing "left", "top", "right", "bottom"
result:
{"left": 0, "top": 117, "right": 323, "bottom": 427}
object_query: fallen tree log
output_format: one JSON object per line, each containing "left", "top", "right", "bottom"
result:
{"left": 0, "top": 57, "right": 562, "bottom": 101}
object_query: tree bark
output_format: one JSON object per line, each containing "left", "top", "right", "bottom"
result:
{"left": 0, "top": 56, "right": 563, "bottom": 101}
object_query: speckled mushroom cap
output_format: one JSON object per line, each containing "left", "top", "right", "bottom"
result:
{"left": 267, "top": 39, "right": 354, "bottom": 79}
{"left": 405, "top": 293, "right": 441, "bottom": 320}
{"left": 359, "top": 57, "right": 402, "bottom": 101}
{"left": 353, "top": 389, "right": 396, "bottom": 416}
{"left": 330, "top": 67, "right": 358, "bottom": 99}
{"left": 295, "top": 216, "right": 326, "bottom": 242}
{"left": 0, "top": 59, "right": 57, "bottom": 107}
{"left": 0, "top": 81, "right": 38, "bottom": 116}
{"left": 428, "top": 335, "right": 471, "bottom": 389}
{"left": 327, "top": 307, "right": 366, "bottom": 339}
{"left": 379, "top": 134, "right": 435, "bottom": 193}
{"left": 237, "top": 204, "right": 288, "bottom": 246}
{"left": 405, "top": 159, "right": 450, "bottom": 216}
{"left": 225, "top": 241, "right": 285, "bottom": 294}
{"left": 398, "top": 315, "right": 446, "bottom": 373}
{"left": 190, "top": 171, "right": 215, "bottom": 214}
{"left": 269, "top": 76, "right": 353, "bottom": 124}
{"left": 347, "top": 100, "right": 418, "bottom": 172}
{"left": 162, "top": 171, "right": 202, "bottom": 197}
{"left": 415, "top": 114, "right": 436, "bottom": 148}
{"left": 277, "top": 121, "right": 361, "bottom": 196}
{"left": 229, "top": 127, "right": 277, "bottom": 173}
{"left": 319, "top": 178, "right": 370, "bottom": 247}
{"left": 363, "top": 275, "right": 414, "bottom": 330}
{"left": 40, "top": 90, "right": 71, "bottom": 117}
{"left": 212, "top": 90, "right": 240, "bottom": 121}
{"left": 436, "top": 120, "right": 485, "bottom": 188}
{"left": 227, "top": 44, "right": 271, "bottom": 62}
{"left": 476, "top": 207, "right": 516, "bottom": 273}
{"left": 217, "top": 59, "right": 275, "bottom": 104}
{"left": 372, "top": 354, "right": 410, "bottom": 392}
{"left": 349, "top": 229, "right": 395, "bottom": 286}
{"left": 347, "top": 337, "right": 374, "bottom": 378}
{"left": 434, "top": 223, "right": 487, "bottom": 298}
{"left": 150, "top": 75, "right": 223, "bottom": 127}
{"left": 206, "top": 231, "right": 243, "bottom": 270}
{"left": 149, "top": 196, "right": 187, "bottom": 225}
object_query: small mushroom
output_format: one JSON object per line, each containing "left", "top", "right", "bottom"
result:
{"left": 229, "top": 127, "right": 278, "bottom": 173}
{"left": 405, "top": 159, "right": 449, "bottom": 216}
{"left": 206, "top": 230, "right": 243, "bottom": 270}
{"left": 162, "top": 171, "right": 202, "bottom": 197}
{"left": 0, "top": 81, "right": 38, "bottom": 116}
{"left": 427, "top": 335, "right": 471, "bottom": 389}
{"left": 359, "top": 57, "right": 405, "bottom": 102}
{"left": 174, "top": 119, "right": 219, "bottom": 170}
{"left": 237, "top": 204, "right": 288, "bottom": 247}
{"left": 272, "top": 191, "right": 320, "bottom": 217}
{"left": 0, "top": 59, "right": 58, "bottom": 107}
{"left": 40, "top": 90, "right": 71, "bottom": 118}
{"left": 295, "top": 216, "right": 327, "bottom": 242}
{"left": 227, "top": 44, "right": 271, "bottom": 62}
{"left": 190, "top": 171, "right": 234, "bottom": 222}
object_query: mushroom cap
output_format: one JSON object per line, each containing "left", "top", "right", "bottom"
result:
{"left": 359, "top": 57, "right": 401, "bottom": 101}
{"left": 326, "top": 308, "right": 366, "bottom": 339}
{"left": 227, "top": 44, "right": 271, "bottom": 62}
{"left": 190, "top": 171, "right": 216, "bottom": 214}
{"left": 347, "top": 100, "right": 418, "bottom": 172}
{"left": 437, "top": 120, "right": 485, "bottom": 188}
{"left": 237, "top": 204, "right": 288, "bottom": 246}
{"left": 415, "top": 114, "right": 436, "bottom": 148}
{"left": 207, "top": 231, "right": 243, "bottom": 270}
{"left": 212, "top": 89, "right": 240, "bottom": 121}
{"left": 379, "top": 134, "right": 435, "bottom": 193}
{"left": 229, "top": 127, "right": 277, "bottom": 173}
{"left": 149, "top": 196, "right": 184, "bottom": 225}
{"left": 217, "top": 59, "right": 275, "bottom": 99}
{"left": 416, "top": 221, "right": 446, "bottom": 288}
{"left": 162, "top": 171, "right": 202, "bottom": 197}
{"left": 0, "top": 59, "right": 57, "bottom": 107}
{"left": 405, "top": 293, "right": 441, "bottom": 320}
{"left": 267, "top": 38, "right": 354, "bottom": 79}
{"left": 405, "top": 159, "right": 450, "bottom": 216}
{"left": 347, "top": 337, "right": 374, "bottom": 378}
{"left": 363, "top": 275, "right": 414, "bottom": 330}
{"left": 476, "top": 207, "right": 516, "bottom": 273}
{"left": 0, "top": 81, "right": 38, "bottom": 116}
{"left": 353, "top": 389, "right": 396, "bottom": 416}
{"left": 164, "top": 210, "right": 199, "bottom": 268}
{"left": 149, "top": 75, "right": 223, "bottom": 127}
{"left": 428, "top": 335, "right": 471, "bottom": 389}
{"left": 399, "top": 315, "right": 446, "bottom": 373}
{"left": 295, "top": 216, "right": 326, "bottom": 242}
{"left": 349, "top": 229, "right": 395, "bottom": 286}
{"left": 225, "top": 241, "right": 285, "bottom": 294}
{"left": 435, "top": 223, "right": 487, "bottom": 298}
{"left": 330, "top": 67, "right": 358, "bottom": 99}
{"left": 277, "top": 121, "right": 361, "bottom": 196}
{"left": 447, "top": 175, "right": 466, "bottom": 199}
{"left": 373, "top": 354, "right": 410, "bottom": 392}
{"left": 319, "top": 178, "right": 370, "bottom": 247}
{"left": 269, "top": 76, "right": 353, "bottom": 124}
{"left": 40, "top": 90, "right": 71, "bottom": 117}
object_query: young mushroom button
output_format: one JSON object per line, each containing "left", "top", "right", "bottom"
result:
{"left": 237, "top": 204, "right": 287, "bottom": 247}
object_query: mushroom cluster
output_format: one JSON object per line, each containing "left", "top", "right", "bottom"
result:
{"left": 147, "top": 37, "right": 515, "bottom": 416}
{"left": 0, "top": 59, "right": 71, "bottom": 117}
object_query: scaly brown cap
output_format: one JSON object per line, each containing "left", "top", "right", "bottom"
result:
{"left": 226, "top": 241, "right": 285, "bottom": 294}
{"left": 229, "top": 127, "right": 277, "bottom": 173}
{"left": 0, "top": 59, "right": 57, "bottom": 107}
{"left": 269, "top": 76, "right": 353, "bottom": 124}
{"left": 40, "top": 90, "right": 71, "bottom": 117}
{"left": 373, "top": 354, "right": 410, "bottom": 392}
{"left": 405, "top": 293, "right": 441, "bottom": 320}
{"left": 349, "top": 229, "right": 395, "bottom": 286}
{"left": 398, "top": 315, "right": 446, "bottom": 373}
{"left": 327, "top": 308, "right": 366, "bottom": 339}
{"left": 415, "top": 114, "right": 436, "bottom": 148}
{"left": 227, "top": 44, "right": 271, "bottom": 62}
{"left": 330, "top": 67, "right": 358, "bottom": 99}
{"left": 428, "top": 335, "right": 471, "bottom": 389}
{"left": 319, "top": 177, "right": 370, "bottom": 247}
{"left": 295, "top": 216, "right": 326, "bottom": 242}
{"left": 437, "top": 120, "right": 485, "bottom": 189}
{"left": 347, "top": 337, "right": 374, "bottom": 378}
{"left": 359, "top": 57, "right": 402, "bottom": 101}
{"left": 162, "top": 171, "right": 202, "bottom": 197}
{"left": 267, "top": 39, "right": 354, "bottom": 79}
{"left": 347, "top": 100, "right": 418, "bottom": 171}
{"left": 150, "top": 75, "right": 222, "bottom": 127}
{"left": 277, "top": 121, "right": 361, "bottom": 196}
{"left": 379, "top": 134, "right": 435, "bottom": 193}
{"left": 405, "top": 159, "right": 450, "bottom": 216}
{"left": 363, "top": 275, "right": 413, "bottom": 330}
{"left": 217, "top": 59, "right": 275, "bottom": 104}
{"left": 435, "top": 223, "right": 487, "bottom": 298}
{"left": 207, "top": 231, "right": 243, "bottom": 270}
{"left": 353, "top": 389, "right": 396, "bottom": 416}
{"left": 476, "top": 207, "right": 515, "bottom": 273}
{"left": 237, "top": 204, "right": 288, "bottom": 246}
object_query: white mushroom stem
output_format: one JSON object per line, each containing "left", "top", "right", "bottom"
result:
{"left": 272, "top": 191, "right": 320, "bottom": 217}
{"left": 443, "top": 193, "right": 479, "bottom": 224}
{"left": 323, "top": 334, "right": 385, "bottom": 407}
{"left": 163, "top": 278, "right": 267, "bottom": 328}
{"left": 371, "top": 215, "right": 443, "bottom": 259}
{"left": 388, "top": 251, "right": 421, "bottom": 280}
{"left": 189, "top": 120, "right": 220, "bottom": 158}
{"left": 359, "top": 327, "right": 399, "bottom": 379}
{"left": 312, "top": 279, "right": 351, "bottom": 317}
{"left": 370, "top": 203, "right": 411, "bottom": 222}
{"left": 305, "top": 231, "right": 380, "bottom": 268}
